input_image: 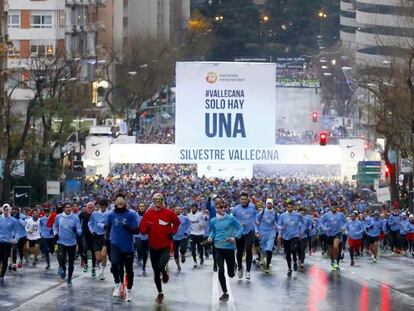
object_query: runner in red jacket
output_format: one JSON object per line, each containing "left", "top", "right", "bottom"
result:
{"left": 139, "top": 193, "right": 180, "bottom": 304}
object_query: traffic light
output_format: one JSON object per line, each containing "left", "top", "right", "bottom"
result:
{"left": 319, "top": 132, "right": 327, "bottom": 146}
{"left": 384, "top": 165, "right": 390, "bottom": 178}
{"left": 312, "top": 111, "right": 318, "bottom": 123}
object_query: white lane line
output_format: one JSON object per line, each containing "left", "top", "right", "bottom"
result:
{"left": 212, "top": 271, "right": 219, "bottom": 311}
{"left": 211, "top": 268, "right": 237, "bottom": 311}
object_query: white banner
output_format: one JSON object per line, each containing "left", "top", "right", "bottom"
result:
{"left": 376, "top": 187, "right": 391, "bottom": 203}
{"left": 110, "top": 144, "right": 342, "bottom": 165}
{"left": 197, "top": 163, "right": 253, "bottom": 179}
{"left": 83, "top": 136, "right": 111, "bottom": 176}
{"left": 176, "top": 62, "right": 276, "bottom": 148}
{"left": 46, "top": 181, "right": 60, "bottom": 195}
{"left": 339, "top": 139, "right": 366, "bottom": 179}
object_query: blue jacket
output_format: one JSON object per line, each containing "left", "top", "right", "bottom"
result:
{"left": 277, "top": 211, "right": 302, "bottom": 240}
{"left": 232, "top": 203, "right": 256, "bottom": 235}
{"left": 400, "top": 219, "right": 409, "bottom": 235}
{"left": 133, "top": 211, "right": 148, "bottom": 241}
{"left": 14, "top": 213, "right": 27, "bottom": 239}
{"left": 209, "top": 214, "right": 243, "bottom": 249}
{"left": 107, "top": 209, "right": 139, "bottom": 253}
{"left": 88, "top": 210, "right": 108, "bottom": 236}
{"left": 406, "top": 221, "right": 414, "bottom": 233}
{"left": 299, "top": 215, "right": 312, "bottom": 238}
{"left": 365, "top": 216, "right": 382, "bottom": 237}
{"left": 173, "top": 214, "right": 191, "bottom": 240}
{"left": 320, "top": 211, "right": 346, "bottom": 237}
{"left": 0, "top": 215, "right": 18, "bottom": 243}
{"left": 388, "top": 214, "right": 401, "bottom": 231}
{"left": 40, "top": 216, "right": 54, "bottom": 238}
{"left": 53, "top": 213, "right": 82, "bottom": 246}
{"left": 346, "top": 219, "right": 364, "bottom": 240}
{"left": 256, "top": 209, "right": 277, "bottom": 236}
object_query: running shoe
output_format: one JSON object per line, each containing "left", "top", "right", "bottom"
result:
{"left": 45, "top": 264, "right": 50, "bottom": 270}
{"left": 287, "top": 269, "right": 292, "bottom": 277}
{"left": 12, "top": 264, "right": 17, "bottom": 271}
{"left": 17, "top": 261, "right": 22, "bottom": 269}
{"left": 60, "top": 268, "right": 66, "bottom": 280}
{"left": 99, "top": 272, "right": 105, "bottom": 280}
{"left": 181, "top": 255, "right": 186, "bottom": 264}
{"left": 142, "top": 269, "right": 147, "bottom": 276}
{"left": 125, "top": 289, "right": 132, "bottom": 302}
{"left": 330, "top": 263, "right": 336, "bottom": 271}
{"left": 200, "top": 258, "right": 204, "bottom": 266}
{"left": 92, "top": 268, "right": 96, "bottom": 277}
{"left": 372, "top": 257, "right": 377, "bottom": 263}
{"left": 350, "top": 261, "right": 355, "bottom": 266}
{"left": 162, "top": 272, "right": 169, "bottom": 284}
{"left": 113, "top": 284, "right": 121, "bottom": 297}
{"left": 67, "top": 279, "right": 72, "bottom": 287}
{"left": 193, "top": 262, "right": 198, "bottom": 268}
{"left": 264, "top": 269, "right": 270, "bottom": 274}
{"left": 177, "top": 266, "right": 181, "bottom": 273}
{"left": 293, "top": 262, "right": 298, "bottom": 271}
{"left": 299, "top": 264, "right": 305, "bottom": 272}
{"left": 334, "top": 263, "right": 340, "bottom": 270}
{"left": 155, "top": 293, "right": 164, "bottom": 304}
{"left": 83, "top": 265, "right": 88, "bottom": 273}
{"left": 219, "top": 293, "right": 229, "bottom": 302}
{"left": 246, "top": 271, "right": 250, "bottom": 280}
{"left": 238, "top": 268, "right": 244, "bottom": 279}
{"left": 213, "top": 264, "right": 218, "bottom": 272}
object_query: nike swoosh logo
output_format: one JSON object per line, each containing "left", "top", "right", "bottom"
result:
{"left": 92, "top": 143, "right": 100, "bottom": 146}
{"left": 346, "top": 145, "right": 355, "bottom": 148}
{"left": 15, "top": 193, "right": 27, "bottom": 198}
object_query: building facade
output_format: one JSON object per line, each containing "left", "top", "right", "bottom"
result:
{"left": 340, "top": 0, "right": 414, "bottom": 66}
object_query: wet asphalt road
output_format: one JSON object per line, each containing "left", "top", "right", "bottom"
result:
{"left": 1, "top": 250, "right": 414, "bottom": 311}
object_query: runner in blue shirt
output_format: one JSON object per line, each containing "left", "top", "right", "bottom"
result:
{"left": 173, "top": 206, "right": 190, "bottom": 272}
{"left": 365, "top": 210, "right": 383, "bottom": 262}
{"left": 232, "top": 192, "right": 256, "bottom": 280}
{"left": 319, "top": 201, "right": 346, "bottom": 271}
{"left": 0, "top": 204, "right": 18, "bottom": 282}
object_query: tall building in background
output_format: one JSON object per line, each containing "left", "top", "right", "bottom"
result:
{"left": 6, "top": 0, "right": 106, "bottom": 112}
{"left": 100, "top": 0, "right": 190, "bottom": 56}
{"left": 340, "top": 0, "right": 414, "bottom": 67}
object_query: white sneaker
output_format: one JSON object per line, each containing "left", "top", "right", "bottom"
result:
{"left": 193, "top": 262, "right": 198, "bottom": 268}
{"left": 99, "top": 272, "right": 105, "bottom": 280}
{"left": 113, "top": 284, "right": 121, "bottom": 297}
{"left": 246, "top": 271, "right": 250, "bottom": 280}
{"left": 125, "top": 289, "right": 132, "bottom": 302}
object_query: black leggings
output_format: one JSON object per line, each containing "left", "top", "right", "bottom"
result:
{"left": 150, "top": 248, "right": 170, "bottom": 293}
{"left": 282, "top": 237, "right": 299, "bottom": 270}
{"left": 298, "top": 238, "right": 307, "bottom": 264}
{"left": 190, "top": 235, "right": 204, "bottom": 262}
{"left": 57, "top": 244, "right": 76, "bottom": 280}
{"left": 216, "top": 248, "right": 236, "bottom": 293}
{"left": 389, "top": 230, "right": 400, "bottom": 251}
{"left": 12, "top": 237, "right": 26, "bottom": 264}
{"left": 236, "top": 230, "right": 255, "bottom": 272}
{"left": 81, "top": 235, "right": 96, "bottom": 268}
{"left": 173, "top": 238, "right": 188, "bottom": 259}
{"left": 135, "top": 239, "right": 149, "bottom": 269}
{"left": 0, "top": 242, "right": 12, "bottom": 278}
{"left": 110, "top": 245, "right": 134, "bottom": 290}
{"left": 41, "top": 238, "right": 55, "bottom": 266}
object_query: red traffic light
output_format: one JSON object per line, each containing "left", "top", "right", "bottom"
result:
{"left": 312, "top": 111, "right": 318, "bottom": 123}
{"left": 319, "top": 132, "right": 327, "bottom": 146}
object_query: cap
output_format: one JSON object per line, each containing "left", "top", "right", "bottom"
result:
{"left": 266, "top": 198, "right": 273, "bottom": 205}
{"left": 2, "top": 203, "right": 11, "bottom": 210}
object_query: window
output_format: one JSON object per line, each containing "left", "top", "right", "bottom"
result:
{"left": 8, "top": 12, "right": 20, "bottom": 28}
{"left": 30, "top": 44, "right": 54, "bottom": 57}
{"left": 30, "top": 14, "right": 52, "bottom": 28}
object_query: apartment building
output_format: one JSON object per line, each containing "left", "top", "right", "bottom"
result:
{"left": 340, "top": 0, "right": 414, "bottom": 66}
{"left": 6, "top": 0, "right": 105, "bottom": 111}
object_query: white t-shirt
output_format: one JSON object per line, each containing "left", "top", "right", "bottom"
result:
{"left": 188, "top": 212, "right": 205, "bottom": 236}
{"left": 25, "top": 218, "right": 41, "bottom": 240}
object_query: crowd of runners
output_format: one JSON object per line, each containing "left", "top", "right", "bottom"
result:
{"left": 1, "top": 164, "right": 414, "bottom": 304}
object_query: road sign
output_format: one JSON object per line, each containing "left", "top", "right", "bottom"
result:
{"left": 357, "top": 161, "right": 381, "bottom": 185}
{"left": 358, "top": 161, "right": 381, "bottom": 167}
